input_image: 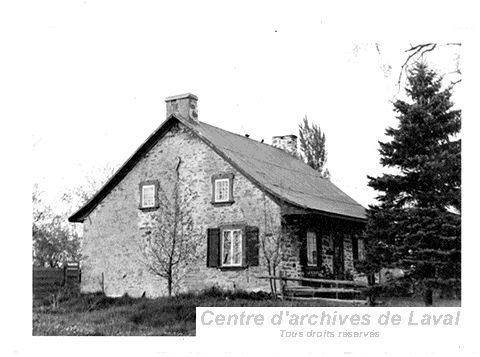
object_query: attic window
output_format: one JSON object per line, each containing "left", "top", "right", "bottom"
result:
{"left": 211, "top": 173, "right": 234, "bottom": 205}
{"left": 215, "top": 179, "right": 229, "bottom": 202}
{"left": 142, "top": 185, "right": 155, "bottom": 207}
{"left": 139, "top": 180, "right": 159, "bottom": 210}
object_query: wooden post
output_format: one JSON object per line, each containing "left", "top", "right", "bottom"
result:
{"left": 280, "top": 271, "right": 287, "bottom": 300}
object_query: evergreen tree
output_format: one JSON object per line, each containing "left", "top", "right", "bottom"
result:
{"left": 358, "top": 62, "right": 461, "bottom": 306}
{"left": 298, "top": 116, "right": 329, "bottom": 178}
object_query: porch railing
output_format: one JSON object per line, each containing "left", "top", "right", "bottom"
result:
{"left": 257, "top": 273, "right": 368, "bottom": 304}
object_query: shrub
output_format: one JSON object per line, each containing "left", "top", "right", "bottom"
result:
{"left": 364, "top": 277, "right": 415, "bottom": 305}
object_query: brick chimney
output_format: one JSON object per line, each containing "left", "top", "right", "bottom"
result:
{"left": 272, "top": 135, "right": 298, "bottom": 155}
{"left": 165, "top": 93, "right": 198, "bottom": 122}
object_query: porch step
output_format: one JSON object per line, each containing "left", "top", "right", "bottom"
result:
{"left": 284, "top": 296, "right": 367, "bottom": 305}
{"left": 288, "top": 287, "right": 359, "bottom": 294}
{"left": 256, "top": 275, "right": 368, "bottom": 302}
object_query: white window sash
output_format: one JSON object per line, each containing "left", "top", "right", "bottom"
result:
{"left": 142, "top": 184, "right": 155, "bottom": 208}
{"left": 221, "top": 228, "right": 242, "bottom": 266}
{"left": 307, "top": 232, "right": 317, "bottom": 266}
{"left": 214, "top": 178, "right": 230, "bottom": 202}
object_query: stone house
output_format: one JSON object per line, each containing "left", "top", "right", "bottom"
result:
{"left": 69, "top": 93, "right": 366, "bottom": 297}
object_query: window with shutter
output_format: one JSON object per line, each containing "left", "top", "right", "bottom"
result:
{"left": 207, "top": 225, "right": 259, "bottom": 268}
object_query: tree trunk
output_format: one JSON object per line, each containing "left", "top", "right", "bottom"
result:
{"left": 424, "top": 288, "right": 433, "bottom": 306}
{"left": 272, "top": 266, "right": 277, "bottom": 296}
{"left": 267, "top": 264, "right": 276, "bottom": 299}
{"left": 168, "top": 275, "right": 173, "bottom": 297}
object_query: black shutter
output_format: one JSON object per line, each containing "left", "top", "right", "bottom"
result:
{"left": 352, "top": 236, "right": 359, "bottom": 260}
{"left": 245, "top": 226, "right": 259, "bottom": 266}
{"left": 207, "top": 228, "right": 220, "bottom": 267}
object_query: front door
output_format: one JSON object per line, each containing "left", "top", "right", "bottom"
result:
{"left": 333, "top": 235, "right": 344, "bottom": 279}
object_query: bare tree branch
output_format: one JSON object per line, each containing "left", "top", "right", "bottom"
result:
{"left": 396, "top": 42, "right": 462, "bottom": 95}
{"left": 138, "top": 158, "right": 201, "bottom": 296}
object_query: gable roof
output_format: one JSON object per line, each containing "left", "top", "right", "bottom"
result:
{"left": 69, "top": 115, "right": 366, "bottom": 223}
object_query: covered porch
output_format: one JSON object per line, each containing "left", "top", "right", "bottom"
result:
{"left": 282, "top": 208, "right": 366, "bottom": 282}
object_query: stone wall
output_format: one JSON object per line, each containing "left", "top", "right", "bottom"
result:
{"left": 81, "top": 122, "right": 300, "bottom": 297}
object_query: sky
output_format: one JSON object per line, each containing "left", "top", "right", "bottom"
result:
{"left": 5, "top": 1, "right": 471, "bottom": 211}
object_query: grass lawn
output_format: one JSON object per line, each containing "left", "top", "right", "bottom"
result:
{"left": 377, "top": 297, "right": 460, "bottom": 307}
{"left": 32, "top": 289, "right": 460, "bottom": 336}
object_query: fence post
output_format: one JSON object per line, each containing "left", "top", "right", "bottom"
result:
{"left": 280, "top": 271, "right": 287, "bottom": 300}
{"left": 62, "top": 264, "right": 67, "bottom": 286}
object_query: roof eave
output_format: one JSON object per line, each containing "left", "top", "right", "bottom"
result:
{"left": 68, "top": 116, "right": 180, "bottom": 223}
{"left": 68, "top": 115, "right": 367, "bottom": 223}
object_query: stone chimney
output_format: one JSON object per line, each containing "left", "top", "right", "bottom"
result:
{"left": 272, "top": 135, "right": 298, "bottom": 155}
{"left": 165, "top": 93, "right": 198, "bottom": 122}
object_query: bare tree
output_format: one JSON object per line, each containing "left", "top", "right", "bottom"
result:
{"left": 62, "top": 164, "right": 117, "bottom": 213}
{"left": 260, "top": 195, "right": 296, "bottom": 298}
{"left": 32, "top": 184, "right": 81, "bottom": 267}
{"left": 352, "top": 42, "right": 462, "bottom": 95}
{"left": 397, "top": 43, "right": 462, "bottom": 88}
{"left": 139, "top": 158, "right": 201, "bottom": 296}
{"left": 33, "top": 164, "right": 117, "bottom": 267}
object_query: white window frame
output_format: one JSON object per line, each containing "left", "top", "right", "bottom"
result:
{"left": 214, "top": 178, "right": 230, "bottom": 203}
{"left": 221, "top": 228, "right": 243, "bottom": 267}
{"left": 141, "top": 184, "right": 156, "bottom": 208}
{"left": 307, "top": 231, "right": 318, "bottom": 267}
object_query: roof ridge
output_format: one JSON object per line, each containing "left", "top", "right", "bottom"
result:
{"left": 198, "top": 120, "right": 294, "bottom": 150}
{"left": 197, "top": 121, "right": 329, "bottom": 177}
{"left": 220, "top": 147, "right": 360, "bottom": 206}
{"left": 220, "top": 146, "right": 325, "bottom": 179}
{"left": 69, "top": 115, "right": 365, "bottom": 222}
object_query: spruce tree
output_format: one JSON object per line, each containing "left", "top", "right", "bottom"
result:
{"left": 358, "top": 62, "right": 461, "bottom": 306}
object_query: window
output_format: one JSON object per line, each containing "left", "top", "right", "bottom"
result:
{"left": 142, "top": 185, "right": 155, "bottom": 207}
{"left": 206, "top": 225, "right": 259, "bottom": 268}
{"left": 214, "top": 179, "right": 230, "bottom": 202}
{"left": 352, "top": 236, "right": 365, "bottom": 261}
{"left": 221, "top": 228, "right": 242, "bottom": 266}
{"left": 307, "top": 231, "right": 317, "bottom": 267}
{"left": 139, "top": 180, "right": 159, "bottom": 209}
{"left": 211, "top": 173, "right": 234, "bottom": 204}
{"left": 358, "top": 238, "right": 365, "bottom": 261}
